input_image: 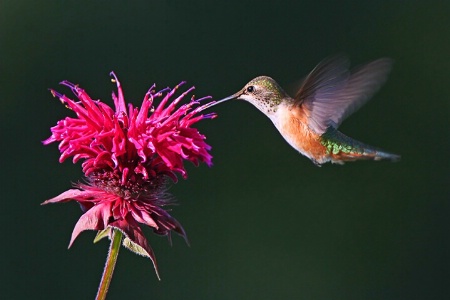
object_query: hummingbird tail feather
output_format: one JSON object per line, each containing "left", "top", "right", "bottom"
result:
{"left": 346, "top": 147, "right": 400, "bottom": 162}
{"left": 330, "top": 148, "right": 400, "bottom": 163}
{"left": 369, "top": 149, "right": 401, "bottom": 162}
{"left": 321, "top": 127, "right": 400, "bottom": 164}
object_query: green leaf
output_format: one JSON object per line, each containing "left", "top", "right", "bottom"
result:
{"left": 122, "top": 237, "right": 150, "bottom": 257}
{"left": 94, "top": 228, "right": 111, "bottom": 243}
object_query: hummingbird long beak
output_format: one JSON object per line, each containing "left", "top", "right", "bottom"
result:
{"left": 204, "top": 92, "right": 241, "bottom": 109}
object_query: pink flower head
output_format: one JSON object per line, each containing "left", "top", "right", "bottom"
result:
{"left": 42, "top": 72, "right": 216, "bottom": 278}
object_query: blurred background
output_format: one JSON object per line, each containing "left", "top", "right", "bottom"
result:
{"left": 1, "top": 1, "right": 449, "bottom": 299}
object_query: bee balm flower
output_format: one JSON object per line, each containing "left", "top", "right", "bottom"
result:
{"left": 43, "top": 73, "right": 216, "bottom": 278}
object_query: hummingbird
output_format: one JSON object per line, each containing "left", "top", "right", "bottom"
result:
{"left": 209, "top": 55, "right": 400, "bottom": 165}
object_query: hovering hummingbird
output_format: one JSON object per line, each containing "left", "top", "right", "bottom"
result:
{"left": 209, "top": 55, "right": 400, "bottom": 165}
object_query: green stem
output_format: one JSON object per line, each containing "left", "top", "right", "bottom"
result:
{"left": 96, "top": 229, "right": 123, "bottom": 300}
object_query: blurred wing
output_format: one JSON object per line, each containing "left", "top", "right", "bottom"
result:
{"left": 294, "top": 55, "right": 393, "bottom": 134}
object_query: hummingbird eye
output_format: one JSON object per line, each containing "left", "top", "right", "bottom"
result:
{"left": 246, "top": 86, "right": 254, "bottom": 93}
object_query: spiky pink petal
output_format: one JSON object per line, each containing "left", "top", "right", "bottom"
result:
{"left": 43, "top": 73, "right": 215, "bottom": 277}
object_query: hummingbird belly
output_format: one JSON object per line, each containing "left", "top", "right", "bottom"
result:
{"left": 271, "top": 105, "right": 329, "bottom": 164}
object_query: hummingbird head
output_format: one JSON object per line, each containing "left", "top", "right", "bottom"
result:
{"left": 210, "top": 76, "right": 288, "bottom": 115}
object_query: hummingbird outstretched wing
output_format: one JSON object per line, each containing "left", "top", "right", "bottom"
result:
{"left": 293, "top": 55, "right": 393, "bottom": 135}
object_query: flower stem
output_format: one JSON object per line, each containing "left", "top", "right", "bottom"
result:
{"left": 96, "top": 229, "right": 123, "bottom": 300}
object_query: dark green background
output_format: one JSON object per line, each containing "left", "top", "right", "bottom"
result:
{"left": 1, "top": 1, "right": 449, "bottom": 299}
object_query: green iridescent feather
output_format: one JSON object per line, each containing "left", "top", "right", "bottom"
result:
{"left": 320, "top": 127, "right": 400, "bottom": 161}
{"left": 321, "top": 127, "right": 371, "bottom": 155}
